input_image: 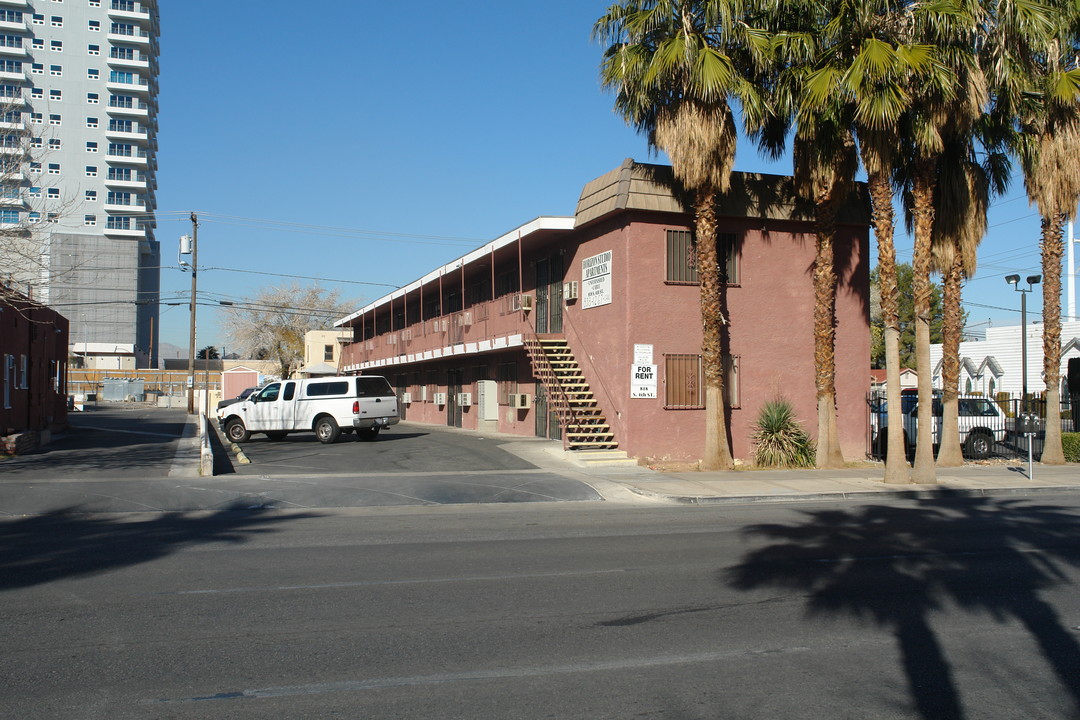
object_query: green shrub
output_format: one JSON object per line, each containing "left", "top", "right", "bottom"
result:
{"left": 752, "top": 398, "right": 815, "bottom": 468}
{"left": 1063, "top": 433, "right": 1080, "bottom": 463}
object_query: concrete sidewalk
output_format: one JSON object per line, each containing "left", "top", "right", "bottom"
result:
{"left": 607, "top": 462, "right": 1080, "bottom": 504}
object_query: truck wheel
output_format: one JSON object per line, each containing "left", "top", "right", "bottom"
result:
{"left": 265, "top": 431, "right": 288, "bottom": 441}
{"left": 357, "top": 427, "right": 380, "bottom": 441}
{"left": 225, "top": 419, "right": 250, "bottom": 443}
{"left": 315, "top": 417, "right": 340, "bottom": 444}
{"left": 965, "top": 431, "right": 993, "bottom": 460}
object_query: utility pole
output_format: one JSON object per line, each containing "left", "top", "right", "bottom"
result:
{"left": 186, "top": 212, "right": 198, "bottom": 414}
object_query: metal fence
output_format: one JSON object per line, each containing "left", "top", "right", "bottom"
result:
{"left": 866, "top": 391, "right": 1078, "bottom": 461}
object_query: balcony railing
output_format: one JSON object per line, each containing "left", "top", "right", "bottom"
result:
{"left": 339, "top": 295, "right": 533, "bottom": 371}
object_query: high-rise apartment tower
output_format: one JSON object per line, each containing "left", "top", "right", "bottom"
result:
{"left": 0, "top": 0, "right": 160, "bottom": 368}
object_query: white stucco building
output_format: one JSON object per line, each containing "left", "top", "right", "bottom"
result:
{"left": 929, "top": 320, "right": 1080, "bottom": 397}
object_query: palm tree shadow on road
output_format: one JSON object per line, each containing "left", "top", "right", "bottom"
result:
{"left": 724, "top": 490, "right": 1080, "bottom": 719}
{"left": 0, "top": 503, "right": 322, "bottom": 592}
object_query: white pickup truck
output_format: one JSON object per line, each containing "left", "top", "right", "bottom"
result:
{"left": 873, "top": 395, "right": 1007, "bottom": 459}
{"left": 218, "top": 375, "right": 400, "bottom": 444}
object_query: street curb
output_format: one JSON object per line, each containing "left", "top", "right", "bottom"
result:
{"left": 622, "top": 483, "right": 1080, "bottom": 505}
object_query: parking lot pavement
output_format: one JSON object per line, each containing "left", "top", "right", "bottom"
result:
{"left": 0, "top": 409, "right": 607, "bottom": 514}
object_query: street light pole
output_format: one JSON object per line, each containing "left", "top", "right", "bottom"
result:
{"left": 1006, "top": 274, "right": 1041, "bottom": 413}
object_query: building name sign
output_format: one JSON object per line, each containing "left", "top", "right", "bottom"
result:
{"left": 582, "top": 250, "right": 613, "bottom": 309}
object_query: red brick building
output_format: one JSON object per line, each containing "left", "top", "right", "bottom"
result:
{"left": 1, "top": 286, "right": 68, "bottom": 450}
{"left": 337, "top": 160, "right": 871, "bottom": 462}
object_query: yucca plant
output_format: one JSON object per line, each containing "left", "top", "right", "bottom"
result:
{"left": 752, "top": 398, "right": 815, "bottom": 468}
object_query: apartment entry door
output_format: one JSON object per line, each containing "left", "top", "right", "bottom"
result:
{"left": 534, "top": 256, "right": 564, "bottom": 334}
{"left": 446, "top": 369, "right": 464, "bottom": 428}
{"left": 533, "top": 384, "right": 562, "bottom": 441}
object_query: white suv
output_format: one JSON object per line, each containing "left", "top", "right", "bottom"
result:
{"left": 874, "top": 395, "right": 1007, "bottom": 459}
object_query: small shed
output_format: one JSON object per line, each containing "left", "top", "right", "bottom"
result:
{"left": 222, "top": 365, "right": 262, "bottom": 401}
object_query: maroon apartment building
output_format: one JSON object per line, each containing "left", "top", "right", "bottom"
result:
{"left": 1, "top": 286, "right": 68, "bottom": 449}
{"left": 337, "top": 160, "right": 871, "bottom": 462}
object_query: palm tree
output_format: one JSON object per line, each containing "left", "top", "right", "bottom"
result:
{"left": 991, "top": 0, "right": 1080, "bottom": 465}
{"left": 895, "top": 0, "right": 984, "bottom": 484}
{"left": 594, "top": 0, "right": 767, "bottom": 470}
{"left": 757, "top": 0, "right": 946, "bottom": 478}
{"left": 929, "top": 131, "right": 1003, "bottom": 466}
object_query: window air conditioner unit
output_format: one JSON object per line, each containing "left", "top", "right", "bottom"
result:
{"left": 457, "top": 392, "right": 472, "bottom": 407}
{"left": 509, "top": 393, "right": 532, "bottom": 409}
{"left": 400, "top": 392, "right": 412, "bottom": 405}
{"left": 433, "top": 392, "right": 447, "bottom": 405}
{"left": 518, "top": 294, "right": 533, "bottom": 311}
{"left": 563, "top": 281, "right": 579, "bottom": 301}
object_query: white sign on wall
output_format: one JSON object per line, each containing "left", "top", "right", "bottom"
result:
{"left": 633, "top": 344, "right": 653, "bottom": 365}
{"left": 582, "top": 250, "right": 613, "bottom": 309}
{"left": 631, "top": 364, "right": 657, "bottom": 398}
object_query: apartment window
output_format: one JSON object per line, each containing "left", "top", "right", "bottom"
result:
{"left": 47, "top": 163, "right": 59, "bottom": 174}
{"left": 90, "top": 0, "right": 101, "bottom": 6}
{"left": 323, "top": 345, "right": 334, "bottom": 362}
{"left": 0, "top": 60, "right": 21, "bottom": 74}
{"left": 30, "top": 136, "right": 42, "bottom": 148}
{"left": 31, "top": 63, "right": 43, "bottom": 75}
{"left": 85, "top": 165, "right": 97, "bottom": 176}
{"left": 87, "top": 44, "right": 100, "bottom": 55}
{"left": 3, "top": 355, "right": 11, "bottom": 409}
{"left": 87, "top": 92, "right": 99, "bottom": 104}
{"left": 109, "top": 70, "right": 133, "bottom": 84}
{"left": 87, "top": 68, "right": 99, "bottom": 80}
{"left": 47, "top": 138, "right": 60, "bottom": 149}
{"left": 109, "top": 118, "right": 132, "bottom": 132}
{"left": 49, "top": 114, "right": 61, "bottom": 125}
{"left": 113, "top": 0, "right": 136, "bottom": 10}
{"left": 49, "top": 89, "right": 62, "bottom": 101}
{"left": 46, "top": 212, "right": 58, "bottom": 222}
{"left": 111, "top": 47, "right": 134, "bottom": 60}
{"left": 50, "top": 64, "right": 62, "bottom": 76}
{"left": 88, "top": 20, "right": 99, "bottom": 31}
{"left": 30, "top": 112, "right": 42, "bottom": 124}
{"left": 46, "top": 187, "right": 60, "bottom": 198}
{"left": 51, "top": 16, "right": 63, "bottom": 27}
{"left": 107, "top": 191, "right": 131, "bottom": 205}
{"left": 86, "top": 117, "right": 97, "bottom": 128}
{"left": 32, "top": 14, "right": 44, "bottom": 25}
{"left": 32, "top": 39, "right": 44, "bottom": 50}
{"left": 111, "top": 22, "right": 135, "bottom": 36}
{"left": 84, "top": 190, "right": 96, "bottom": 200}
{"left": 108, "top": 143, "right": 132, "bottom": 157}
{"left": 84, "top": 214, "right": 96, "bottom": 225}
{"left": 662, "top": 354, "right": 739, "bottom": 409}
{"left": 109, "top": 94, "right": 133, "bottom": 108}
{"left": 106, "top": 216, "right": 130, "bottom": 230}
{"left": 28, "top": 186, "right": 40, "bottom": 198}
{"left": 0, "top": 208, "right": 18, "bottom": 224}
{"left": 0, "top": 10, "right": 22, "bottom": 23}
{"left": 30, "top": 88, "right": 43, "bottom": 99}
{"left": 50, "top": 40, "right": 63, "bottom": 52}
{"left": 0, "top": 84, "right": 20, "bottom": 98}
{"left": 0, "top": 133, "right": 17, "bottom": 148}
{"left": 85, "top": 141, "right": 97, "bottom": 152}
{"left": 0, "top": 184, "right": 16, "bottom": 199}
{"left": 664, "top": 229, "right": 739, "bottom": 285}
{"left": 29, "top": 162, "right": 40, "bottom": 174}
{"left": 27, "top": 211, "right": 40, "bottom": 223}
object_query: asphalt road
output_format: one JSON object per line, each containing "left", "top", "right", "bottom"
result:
{"left": 4, "top": 495, "right": 1080, "bottom": 719}
{"left": 0, "top": 405, "right": 603, "bottom": 513}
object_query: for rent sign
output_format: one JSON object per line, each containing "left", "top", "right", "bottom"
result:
{"left": 631, "top": 363, "right": 657, "bottom": 398}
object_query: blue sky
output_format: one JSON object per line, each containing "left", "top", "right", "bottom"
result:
{"left": 153, "top": 1, "right": 1065, "bottom": 355}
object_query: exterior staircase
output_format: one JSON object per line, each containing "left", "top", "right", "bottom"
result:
{"left": 524, "top": 335, "right": 618, "bottom": 450}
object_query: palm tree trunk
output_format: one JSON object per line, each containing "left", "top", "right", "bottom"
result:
{"left": 813, "top": 189, "right": 845, "bottom": 469}
{"left": 937, "top": 253, "right": 964, "bottom": 466}
{"left": 1041, "top": 213, "right": 1066, "bottom": 465}
{"left": 911, "top": 160, "right": 938, "bottom": 484}
{"left": 695, "top": 190, "right": 734, "bottom": 470}
{"left": 868, "top": 169, "right": 911, "bottom": 483}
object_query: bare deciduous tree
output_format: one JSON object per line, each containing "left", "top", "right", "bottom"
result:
{"left": 220, "top": 283, "right": 355, "bottom": 379}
